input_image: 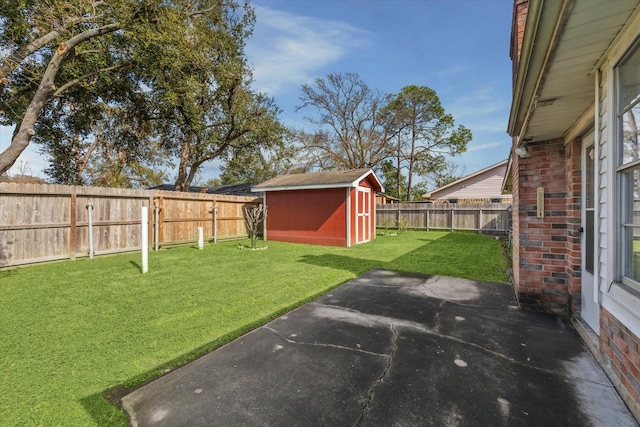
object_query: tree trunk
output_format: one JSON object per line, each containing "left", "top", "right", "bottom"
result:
{"left": 77, "top": 135, "right": 101, "bottom": 183}
{"left": 406, "top": 123, "right": 416, "bottom": 201}
{"left": 396, "top": 137, "right": 402, "bottom": 200}
{"left": 0, "top": 23, "right": 119, "bottom": 175}
{"left": 174, "top": 131, "right": 193, "bottom": 192}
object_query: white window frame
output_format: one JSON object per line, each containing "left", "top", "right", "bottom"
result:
{"left": 601, "top": 12, "right": 640, "bottom": 339}
{"left": 615, "top": 36, "right": 640, "bottom": 296}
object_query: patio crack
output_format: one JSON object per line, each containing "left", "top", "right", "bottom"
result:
{"left": 355, "top": 323, "right": 398, "bottom": 427}
{"left": 262, "top": 326, "right": 388, "bottom": 358}
{"left": 433, "top": 300, "right": 446, "bottom": 334}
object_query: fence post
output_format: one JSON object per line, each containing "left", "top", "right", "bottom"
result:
{"left": 141, "top": 207, "right": 148, "bottom": 273}
{"left": 213, "top": 204, "right": 218, "bottom": 243}
{"left": 449, "top": 207, "right": 453, "bottom": 231}
{"left": 479, "top": 208, "right": 483, "bottom": 234}
{"left": 197, "top": 226, "right": 204, "bottom": 249}
{"left": 425, "top": 208, "right": 429, "bottom": 230}
{"left": 69, "top": 190, "right": 77, "bottom": 260}
{"left": 153, "top": 200, "right": 160, "bottom": 251}
{"left": 147, "top": 198, "right": 153, "bottom": 251}
{"left": 396, "top": 204, "right": 400, "bottom": 228}
{"left": 86, "top": 202, "right": 94, "bottom": 260}
{"left": 158, "top": 197, "right": 165, "bottom": 247}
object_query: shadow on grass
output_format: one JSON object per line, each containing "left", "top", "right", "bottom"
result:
{"left": 301, "top": 232, "right": 509, "bottom": 282}
{"left": 80, "top": 232, "right": 508, "bottom": 426}
{"left": 80, "top": 274, "right": 351, "bottom": 426}
{"left": 128, "top": 260, "right": 142, "bottom": 273}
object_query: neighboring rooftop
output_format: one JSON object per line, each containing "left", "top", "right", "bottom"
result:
{"left": 151, "top": 183, "right": 256, "bottom": 197}
{"left": 423, "top": 160, "right": 510, "bottom": 201}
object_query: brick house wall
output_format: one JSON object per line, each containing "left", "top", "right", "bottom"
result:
{"left": 513, "top": 139, "right": 572, "bottom": 315}
{"left": 564, "top": 137, "right": 582, "bottom": 315}
{"left": 600, "top": 308, "right": 640, "bottom": 416}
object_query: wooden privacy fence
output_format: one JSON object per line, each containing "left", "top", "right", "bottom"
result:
{"left": 0, "top": 182, "right": 260, "bottom": 268}
{"left": 376, "top": 202, "right": 512, "bottom": 236}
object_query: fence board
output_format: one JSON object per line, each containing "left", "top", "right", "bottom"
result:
{"left": 377, "top": 202, "right": 511, "bottom": 236}
{"left": 0, "top": 183, "right": 260, "bottom": 267}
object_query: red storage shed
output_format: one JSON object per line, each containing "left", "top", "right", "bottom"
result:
{"left": 252, "top": 168, "right": 383, "bottom": 247}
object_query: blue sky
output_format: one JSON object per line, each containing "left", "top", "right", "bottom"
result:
{"left": 240, "top": 0, "right": 514, "bottom": 181}
{"left": 2, "top": 0, "right": 514, "bottom": 185}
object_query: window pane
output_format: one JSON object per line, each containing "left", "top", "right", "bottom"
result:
{"left": 622, "top": 106, "right": 640, "bottom": 165}
{"left": 618, "top": 39, "right": 640, "bottom": 112}
{"left": 622, "top": 170, "right": 639, "bottom": 224}
{"left": 622, "top": 170, "right": 640, "bottom": 283}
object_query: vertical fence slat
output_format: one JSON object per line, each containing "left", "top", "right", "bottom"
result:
{"left": 69, "top": 191, "right": 77, "bottom": 259}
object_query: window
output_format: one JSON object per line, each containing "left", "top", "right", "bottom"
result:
{"left": 617, "top": 37, "right": 640, "bottom": 289}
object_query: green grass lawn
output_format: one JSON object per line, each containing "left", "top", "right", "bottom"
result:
{"left": 0, "top": 231, "right": 508, "bottom": 426}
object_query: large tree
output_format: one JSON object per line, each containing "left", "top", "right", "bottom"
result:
{"left": 381, "top": 85, "right": 471, "bottom": 200}
{"left": 0, "top": 0, "right": 134, "bottom": 175}
{"left": 137, "top": 0, "right": 288, "bottom": 191}
{"left": 1, "top": 0, "right": 282, "bottom": 190}
{"left": 296, "top": 72, "right": 394, "bottom": 171}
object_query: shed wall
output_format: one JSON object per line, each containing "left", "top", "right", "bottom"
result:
{"left": 265, "top": 188, "right": 347, "bottom": 246}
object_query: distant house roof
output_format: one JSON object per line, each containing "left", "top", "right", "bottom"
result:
{"left": 252, "top": 168, "right": 384, "bottom": 192}
{"left": 423, "top": 160, "right": 509, "bottom": 201}
{"left": 150, "top": 183, "right": 256, "bottom": 197}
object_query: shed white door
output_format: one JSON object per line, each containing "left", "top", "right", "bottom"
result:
{"left": 581, "top": 132, "right": 599, "bottom": 333}
{"left": 356, "top": 187, "right": 371, "bottom": 244}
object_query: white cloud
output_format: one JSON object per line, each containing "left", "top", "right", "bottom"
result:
{"left": 246, "top": 5, "right": 370, "bottom": 95}
{"left": 466, "top": 141, "right": 506, "bottom": 152}
{"left": 449, "top": 88, "right": 508, "bottom": 119}
{"left": 435, "top": 65, "right": 471, "bottom": 77}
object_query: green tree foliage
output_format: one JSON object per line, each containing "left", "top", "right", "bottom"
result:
{"left": 379, "top": 160, "right": 406, "bottom": 200}
{"left": 0, "top": 0, "right": 131, "bottom": 175}
{"left": 219, "top": 132, "right": 298, "bottom": 184}
{"left": 1, "top": 0, "right": 287, "bottom": 189}
{"left": 381, "top": 85, "right": 471, "bottom": 200}
{"left": 297, "top": 72, "right": 393, "bottom": 170}
{"left": 138, "top": 1, "right": 288, "bottom": 191}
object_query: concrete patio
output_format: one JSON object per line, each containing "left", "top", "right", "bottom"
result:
{"left": 122, "top": 269, "right": 637, "bottom": 426}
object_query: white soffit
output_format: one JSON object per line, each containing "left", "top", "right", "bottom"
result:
{"left": 524, "top": 1, "right": 638, "bottom": 142}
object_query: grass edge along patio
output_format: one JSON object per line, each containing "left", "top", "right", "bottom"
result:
{"left": 0, "top": 231, "right": 507, "bottom": 426}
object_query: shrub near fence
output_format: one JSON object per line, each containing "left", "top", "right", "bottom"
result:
{"left": 376, "top": 202, "right": 511, "bottom": 236}
{"left": 0, "top": 182, "right": 260, "bottom": 268}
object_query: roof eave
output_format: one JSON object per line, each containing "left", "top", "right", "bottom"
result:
{"left": 501, "top": 154, "right": 513, "bottom": 195}
{"left": 507, "top": 0, "right": 545, "bottom": 137}
{"left": 508, "top": 0, "right": 570, "bottom": 139}
{"left": 252, "top": 169, "right": 384, "bottom": 193}
{"left": 354, "top": 170, "right": 384, "bottom": 193}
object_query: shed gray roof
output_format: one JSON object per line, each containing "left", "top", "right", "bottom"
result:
{"left": 252, "top": 168, "right": 383, "bottom": 192}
